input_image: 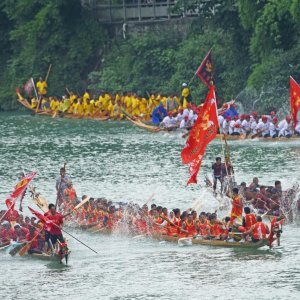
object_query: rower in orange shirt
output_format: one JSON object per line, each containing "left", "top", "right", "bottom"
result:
{"left": 196, "top": 212, "right": 210, "bottom": 239}
{"left": 64, "top": 181, "right": 78, "bottom": 204}
{"left": 229, "top": 187, "right": 243, "bottom": 231}
{"left": 182, "top": 214, "right": 197, "bottom": 237}
{"left": 239, "top": 207, "right": 257, "bottom": 233}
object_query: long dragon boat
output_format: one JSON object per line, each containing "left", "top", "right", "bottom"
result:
{"left": 16, "top": 90, "right": 109, "bottom": 121}
{"left": 215, "top": 134, "right": 300, "bottom": 142}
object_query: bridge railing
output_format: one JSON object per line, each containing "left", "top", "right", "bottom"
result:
{"left": 82, "top": 0, "right": 198, "bottom": 23}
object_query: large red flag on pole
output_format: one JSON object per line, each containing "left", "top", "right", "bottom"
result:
{"left": 181, "top": 86, "right": 219, "bottom": 185}
{"left": 195, "top": 49, "right": 214, "bottom": 88}
{"left": 181, "top": 86, "right": 218, "bottom": 164}
{"left": 290, "top": 76, "right": 300, "bottom": 128}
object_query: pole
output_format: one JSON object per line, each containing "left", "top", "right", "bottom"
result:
{"left": 45, "top": 64, "right": 52, "bottom": 82}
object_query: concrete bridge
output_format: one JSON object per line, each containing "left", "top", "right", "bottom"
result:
{"left": 81, "top": 0, "right": 199, "bottom": 23}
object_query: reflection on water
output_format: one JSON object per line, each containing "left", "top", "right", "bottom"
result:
{"left": 0, "top": 112, "right": 300, "bottom": 300}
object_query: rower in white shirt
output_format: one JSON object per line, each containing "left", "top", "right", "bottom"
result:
{"left": 250, "top": 116, "right": 259, "bottom": 134}
{"left": 176, "top": 108, "right": 184, "bottom": 123}
{"left": 269, "top": 117, "right": 278, "bottom": 138}
{"left": 180, "top": 115, "right": 191, "bottom": 129}
{"left": 229, "top": 116, "right": 238, "bottom": 135}
{"left": 161, "top": 112, "right": 177, "bottom": 128}
{"left": 257, "top": 116, "right": 270, "bottom": 137}
{"left": 278, "top": 115, "right": 293, "bottom": 137}
{"left": 222, "top": 116, "right": 231, "bottom": 134}
{"left": 241, "top": 114, "right": 251, "bottom": 135}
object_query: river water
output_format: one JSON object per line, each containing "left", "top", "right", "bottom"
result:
{"left": 0, "top": 112, "right": 299, "bottom": 300}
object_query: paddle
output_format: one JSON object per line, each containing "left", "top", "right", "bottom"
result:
{"left": 160, "top": 214, "right": 188, "bottom": 234}
{"left": 9, "top": 242, "right": 27, "bottom": 256}
{"left": 145, "top": 193, "right": 155, "bottom": 205}
{"left": 63, "top": 196, "right": 90, "bottom": 218}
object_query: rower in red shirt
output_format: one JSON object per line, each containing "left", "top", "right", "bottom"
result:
{"left": 239, "top": 207, "right": 257, "bottom": 232}
{"left": 0, "top": 221, "right": 14, "bottom": 244}
{"left": 44, "top": 203, "right": 64, "bottom": 250}
{"left": 11, "top": 224, "right": 29, "bottom": 242}
{"left": 245, "top": 216, "right": 270, "bottom": 242}
{"left": 182, "top": 214, "right": 197, "bottom": 237}
{"left": 25, "top": 226, "right": 42, "bottom": 254}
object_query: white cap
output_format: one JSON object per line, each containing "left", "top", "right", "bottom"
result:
{"left": 2, "top": 221, "right": 10, "bottom": 226}
{"left": 182, "top": 83, "right": 188, "bottom": 87}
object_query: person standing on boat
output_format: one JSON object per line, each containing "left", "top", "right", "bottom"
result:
{"left": 181, "top": 83, "right": 192, "bottom": 108}
{"left": 44, "top": 204, "right": 64, "bottom": 251}
{"left": 229, "top": 187, "right": 243, "bottom": 231}
{"left": 56, "top": 167, "right": 71, "bottom": 206}
{"left": 212, "top": 157, "right": 223, "bottom": 194}
{"left": 36, "top": 77, "right": 47, "bottom": 97}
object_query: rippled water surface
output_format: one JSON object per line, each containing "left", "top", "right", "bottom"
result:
{"left": 0, "top": 112, "right": 300, "bottom": 300}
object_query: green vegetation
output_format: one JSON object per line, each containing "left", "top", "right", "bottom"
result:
{"left": 1, "top": 0, "right": 300, "bottom": 112}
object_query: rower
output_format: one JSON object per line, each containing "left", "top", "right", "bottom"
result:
{"left": 245, "top": 216, "right": 270, "bottom": 242}
{"left": 212, "top": 157, "right": 223, "bottom": 194}
{"left": 257, "top": 116, "right": 270, "bottom": 137}
{"left": 180, "top": 115, "right": 191, "bottom": 129}
{"left": 64, "top": 181, "right": 78, "bottom": 204}
{"left": 222, "top": 116, "right": 231, "bottom": 135}
{"left": 241, "top": 114, "right": 251, "bottom": 135}
{"left": 278, "top": 115, "right": 293, "bottom": 137}
{"left": 12, "top": 224, "right": 29, "bottom": 242}
{"left": 248, "top": 177, "right": 259, "bottom": 192}
{"left": 239, "top": 207, "right": 256, "bottom": 233}
{"left": 44, "top": 204, "right": 64, "bottom": 252}
{"left": 161, "top": 111, "right": 177, "bottom": 129}
{"left": 26, "top": 226, "right": 43, "bottom": 254}
{"left": 269, "top": 117, "right": 279, "bottom": 138}
{"left": 182, "top": 213, "right": 197, "bottom": 237}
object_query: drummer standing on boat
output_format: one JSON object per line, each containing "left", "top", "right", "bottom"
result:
{"left": 56, "top": 167, "right": 71, "bottom": 207}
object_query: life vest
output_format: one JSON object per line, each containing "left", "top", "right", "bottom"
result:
{"left": 209, "top": 222, "right": 221, "bottom": 237}
{"left": 252, "top": 222, "right": 268, "bottom": 240}
{"left": 184, "top": 220, "right": 197, "bottom": 236}
{"left": 198, "top": 219, "right": 209, "bottom": 236}
{"left": 244, "top": 213, "right": 256, "bottom": 230}
{"left": 64, "top": 188, "right": 76, "bottom": 202}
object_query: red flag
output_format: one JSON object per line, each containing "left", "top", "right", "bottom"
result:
{"left": 181, "top": 86, "right": 218, "bottom": 165}
{"left": 187, "top": 155, "right": 203, "bottom": 185}
{"left": 5, "top": 171, "right": 37, "bottom": 211}
{"left": 195, "top": 49, "right": 214, "bottom": 88}
{"left": 23, "top": 78, "right": 34, "bottom": 97}
{"left": 290, "top": 76, "right": 300, "bottom": 128}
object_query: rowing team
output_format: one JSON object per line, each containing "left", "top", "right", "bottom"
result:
{"left": 59, "top": 188, "right": 283, "bottom": 245}
{"left": 0, "top": 204, "right": 67, "bottom": 256}
{"left": 219, "top": 112, "right": 300, "bottom": 137}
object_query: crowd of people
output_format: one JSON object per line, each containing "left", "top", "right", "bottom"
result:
{"left": 218, "top": 106, "right": 300, "bottom": 138}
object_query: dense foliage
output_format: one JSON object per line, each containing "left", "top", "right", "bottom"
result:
{"left": 1, "top": 0, "right": 300, "bottom": 112}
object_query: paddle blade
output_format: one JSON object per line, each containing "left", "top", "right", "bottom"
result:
{"left": 18, "top": 243, "right": 31, "bottom": 256}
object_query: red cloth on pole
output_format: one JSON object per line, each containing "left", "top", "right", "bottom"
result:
{"left": 195, "top": 49, "right": 214, "bottom": 88}
{"left": 290, "top": 76, "right": 300, "bottom": 128}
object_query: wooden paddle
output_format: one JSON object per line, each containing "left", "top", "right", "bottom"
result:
{"left": 63, "top": 196, "right": 90, "bottom": 218}
{"left": 160, "top": 214, "right": 188, "bottom": 234}
{"left": 9, "top": 242, "right": 27, "bottom": 256}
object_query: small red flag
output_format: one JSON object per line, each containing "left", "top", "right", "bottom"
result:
{"left": 290, "top": 76, "right": 300, "bottom": 128}
{"left": 181, "top": 86, "right": 218, "bottom": 165}
{"left": 5, "top": 171, "right": 37, "bottom": 212}
{"left": 195, "top": 49, "right": 214, "bottom": 88}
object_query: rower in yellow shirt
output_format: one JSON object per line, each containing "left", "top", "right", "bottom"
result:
{"left": 84, "top": 99, "right": 92, "bottom": 116}
{"left": 74, "top": 99, "right": 84, "bottom": 116}
{"left": 50, "top": 97, "right": 59, "bottom": 112}
{"left": 31, "top": 98, "right": 38, "bottom": 109}
{"left": 36, "top": 77, "right": 47, "bottom": 96}
{"left": 69, "top": 92, "right": 77, "bottom": 105}
{"left": 131, "top": 95, "right": 140, "bottom": 117}
{"left": 83, "top": 90, "right": 90, "bottom": 106}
